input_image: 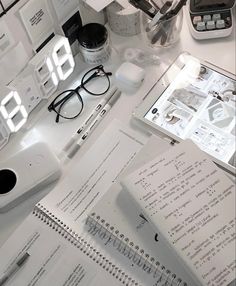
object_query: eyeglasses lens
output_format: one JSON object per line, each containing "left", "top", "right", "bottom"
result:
{"left": 54, "top": 91, "right": 83, "bottom": 119}
{"left": 82, "top": 68, "right": 110, "bottom": 95}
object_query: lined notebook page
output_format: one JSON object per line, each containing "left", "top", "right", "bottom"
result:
{"left": 121, "top": 140, "right": 236, "bottom": 286}
{"left": 0, "top": 213, "right": 137, "bottom": 286}
{"left": 37, "top": 119, "right": 147, "bottom": 236}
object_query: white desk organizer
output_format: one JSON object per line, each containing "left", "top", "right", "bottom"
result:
{"left": 0, "top": 142, "right": 61, "bottom": 212}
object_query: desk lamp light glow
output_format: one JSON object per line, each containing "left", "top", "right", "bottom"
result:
{"left": 0, "top": 35, "right": 75, "bottom": 150}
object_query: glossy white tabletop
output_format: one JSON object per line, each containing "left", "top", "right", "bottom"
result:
{"left": 0, "top": 7, "right": 235, "bottom": 247}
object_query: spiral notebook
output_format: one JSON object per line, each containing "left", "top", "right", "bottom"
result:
{"left": 85, "top": 136, "right": 197, "bottom": 286}
{"left": 0, "top": 211, "right": 139, "bottom": 285}
{"left": 120, "top": 140, "right": 236, "bottom": 286}
{"left": 85, "top": 138, "right": 236, "bottom": 286}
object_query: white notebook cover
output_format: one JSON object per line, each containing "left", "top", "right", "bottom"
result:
{"left": 121, "top": 140, "right": 236, "bottom": 286}
{"left": 86, "top": 136, "right": 197, "bottom": 286}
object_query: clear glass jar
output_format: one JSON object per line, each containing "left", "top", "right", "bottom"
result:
{"left": 141, "top": 8, "right": 183, "bottom": 48}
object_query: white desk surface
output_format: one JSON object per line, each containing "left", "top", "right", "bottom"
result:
{"left": 0, "top": 8, "right": 235, "bottom": 247}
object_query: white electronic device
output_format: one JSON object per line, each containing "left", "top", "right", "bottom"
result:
{"left": 0, "top": 35, "right": 75, "bottom": 150}
{"left": 186, "top": 0, "right": 235, "bottom": 39}
{"left": 133, "top": 52, "right": 236, "bottom": 175}
{"left": 0, "top": 142, "right": 61, "bottom": 212}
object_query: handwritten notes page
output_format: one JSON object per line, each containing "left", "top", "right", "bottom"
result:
{"left": 121, "top": 140, "right": 236, "bottom": 286}
{"left": 37, "top": 119, "right": 147, "bottom": 237}
{"left": 86, "top": 135, "right": 197, "bottom": 286}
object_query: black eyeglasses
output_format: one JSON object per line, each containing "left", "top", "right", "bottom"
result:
{"left": 48, "top": 65, "right": 112, "bottom": 123}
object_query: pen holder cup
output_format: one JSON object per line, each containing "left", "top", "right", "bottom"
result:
{"left": 141, "top": 9, "right": 183, "bottom": 48}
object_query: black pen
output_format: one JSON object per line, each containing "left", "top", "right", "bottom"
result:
{"left": 151, "top": 0, "right": 186, "bottom": 44}
{"left": 151, "top": 22, "right": 168, "bottom": 44}
{"left": 161, "top": 0, "right": 187, "bottom": 21}
{"left": 146, "top": 1, "right": 172, "bottom": 31}
{"left": 149, "top": 0, "right": 160, "bottom": 10}
{"left": 129, "top": 0, "right": 157, "bottom": 18}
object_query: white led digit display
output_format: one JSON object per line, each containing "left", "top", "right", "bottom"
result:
{"left": 29, "top": 35, "right": 75, "bottom": 98}
{"left": 0, "top": 90, "right": 28, "bottom": 132}
{"left": 45, "top": 57, "right": 59, "bottom": 86}
{"left": 52, "top": 37, "right": 75, "bottom": 81}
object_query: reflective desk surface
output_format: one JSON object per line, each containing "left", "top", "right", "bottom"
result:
{"left": 0, "top": 7, "right": 235, "bottom": 247}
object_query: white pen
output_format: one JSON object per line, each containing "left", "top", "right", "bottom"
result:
{"left": 62, "top": 86, "right": 118, "bottom": 153}
{"left": 146, "top": 1, "right": 172, "bottom": 31}
{"left": 0, "top": 252, "right": 30, "bottom": 286}
{"left": 67, "top": 90, "right": 121, "bottom": 159}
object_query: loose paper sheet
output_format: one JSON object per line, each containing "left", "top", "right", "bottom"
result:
{"left": 38, "top": 119, "right": 147, "bottom": 236}
{"left": 19, "top": 0, "right": 53, "bottom": 45}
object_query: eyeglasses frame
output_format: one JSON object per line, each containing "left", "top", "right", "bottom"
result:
{"left": 48, "top": 65, "right": 112, "bottom": 123}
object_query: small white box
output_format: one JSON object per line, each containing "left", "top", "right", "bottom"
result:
{"left": 115, "top": 62, "right": 145, "bottom": 88}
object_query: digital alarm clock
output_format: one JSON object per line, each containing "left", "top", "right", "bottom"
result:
{"left": 186, "top": 0, "right": 235, "bottom": 39}
{"left": 0, "top": 35, "right": 75, "bottom": 150}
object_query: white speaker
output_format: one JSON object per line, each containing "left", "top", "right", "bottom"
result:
{"left": 0, "top": 142, "right": 61, "bottom": 212}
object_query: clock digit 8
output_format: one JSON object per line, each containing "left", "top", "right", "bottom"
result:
{"left": 0, "top": 86, "right": 28, "bottom": 148}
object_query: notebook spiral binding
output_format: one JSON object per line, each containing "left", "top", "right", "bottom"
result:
{"left": 86, "top": 212, "right": 188, "bottom": 286}
{"left": 34, "top": 203, "right": 140, "bottom": 286}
